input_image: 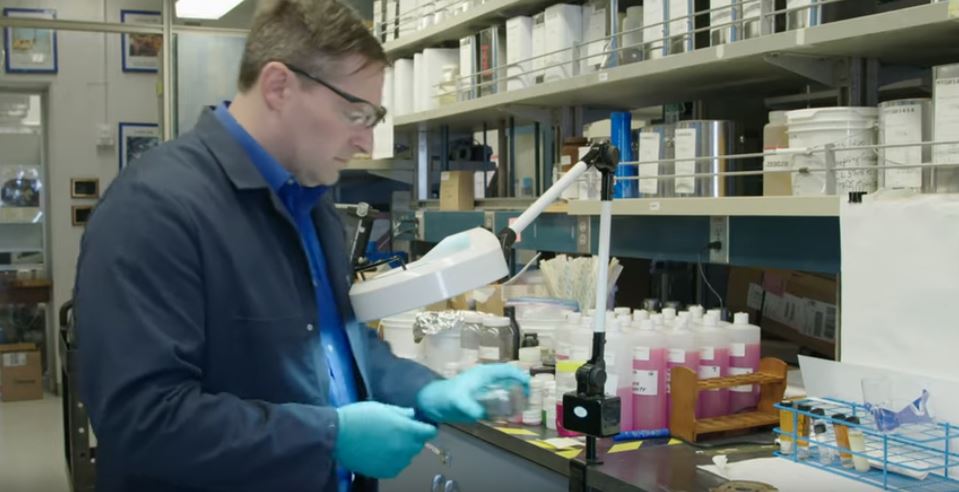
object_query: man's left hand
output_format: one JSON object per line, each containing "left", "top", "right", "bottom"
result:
{"left": 416, "top": 364, "right": 531, "bottom": 423}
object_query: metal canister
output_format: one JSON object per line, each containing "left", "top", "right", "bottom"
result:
{"left": 636, "top": 124, "right": 676, "bottom": 197}
{"left": 931, "top": 63, "right": 959, "bottom": 193}
{"left": 673, "top": 120, "right": 736, "bottom": 197}
{"left": 877, "top": 98, "right": 932, "bottom": 191}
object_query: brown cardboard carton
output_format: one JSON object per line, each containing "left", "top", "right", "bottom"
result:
{"left": 439, "top": 171, "right": 475, "bottom": 211}
{"left": 0, "top": 343, "right": 43, "bottom": 402}
{"left": 725, "top": 266, "right": 764, "bottom": 322}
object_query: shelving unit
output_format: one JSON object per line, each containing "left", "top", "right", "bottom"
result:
{"left": 394, "top": 2, "right": 959, "bottom": 131}
{"left": 567, "top": 196, "right": 840, "bottom": 217}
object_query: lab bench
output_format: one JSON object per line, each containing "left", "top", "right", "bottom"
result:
{"left": 381, "top": 422, "right": 776, "bottom": 492}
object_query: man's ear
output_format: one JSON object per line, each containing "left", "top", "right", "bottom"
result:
{"left": 259, "top": 61, "right": 294, "bottom": 112}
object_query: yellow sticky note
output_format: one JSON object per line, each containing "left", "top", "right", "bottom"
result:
{"left": 668, "top": 438, "right": 683, "bottom": 446}
{"left": 527, "top": 440, "right": 556, "bottom": 450}
{"left": 494, "top": 427, "right": 538, "bottom": 436}
{"left": 556, "top": 449, "right": 582, "bottom": 460}
{"left": 608, "top": 441, "right": 644, "bottom": 454}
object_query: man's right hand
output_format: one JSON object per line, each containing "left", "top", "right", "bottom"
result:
{"left": 334, "top": 401, "right": 438, "bottom": 478}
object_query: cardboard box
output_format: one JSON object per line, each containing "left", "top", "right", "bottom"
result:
{"left": 439, "top": 171, "right": 475, "bottom": 211}
{"left": 758, "top": 271, "right": 837, "bottom": 356}
{"left": 725, "top": 266, "right": 764, "bottom": 322}
{"left": 0, "top": 343, "right": 43, "bottom": 402}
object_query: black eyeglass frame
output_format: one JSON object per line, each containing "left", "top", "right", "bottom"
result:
{"left": 283, "top": 62, "right": 388, "bottom": 128}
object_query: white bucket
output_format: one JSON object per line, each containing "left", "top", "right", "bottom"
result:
{"left": 787, "top": 107, "right": 879, "bottom": 196}
{"left": 380, "top": 311, "right": 423, "bottom": 361}
{"left": 424, "top": 330, "right": 462, "bottom": 374}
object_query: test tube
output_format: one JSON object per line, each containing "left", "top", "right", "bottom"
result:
{"left": 778, "top": 401, "right": 795, "bottom": 454}
{"left": 832, "top": 413, "right": 853, "bottom": 468}
{"left": 813, "top": 423, "right": 834, "bottom": 465}
{"left": 846, "top": 416, "right": 871, "bottom": 472}
{"left": 797, "top": 404, "right": 813, "bottom": 459}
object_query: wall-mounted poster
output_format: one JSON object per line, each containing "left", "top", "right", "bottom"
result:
{"left": 121, "top": 10, "right": 161, "bottom": 73}
{"left": 3, "top": 8, "right": 58, "bottom": 74}
{"left": 119, "top": 123, "right": 160, "bottom": 170}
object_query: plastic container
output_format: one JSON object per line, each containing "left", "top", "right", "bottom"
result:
{"left": 460, "top": 311, "right": 486, "bottom": 368}
{"left": 779, "top": 401, "right": 795, "bottom": 454}
{"left": 632, "top": 309, "right": 650, "bottom": 323}
{"left": 636, "top": 124, "right": 676, "bottom": 197}
{"left": 786, "top": 107, "right": 879, "bottom": 196}
{"left": 696, "top": 313, "right": 730, "bottom": 418}
{"left": 380, "top": 310, "right": 424, "bottom": 360}
{"left": 556, "top": 360, "right": 584, "bottom": 436}
{"left": 554, "top": 312, "right": 582, "bottom": 362}
{"left": 632, "top": 319, "right": 668, "bottom": 430}
{"left": 932, "top": 63, "right": 959, "bottom": 193}
{"left": 847, "top": 416, "right": 870, "bottom": 472}
{"left": 710, "top": 0, "right": 741, "bottom": 46}
{"left": 728, "top": 312, "right": 761, "bottom": 413}
{"left": 480, "top": 316, "right": 512, "bottom": 363}
{"left": 878, "top": 99, "right": 932, "bottom": 191}
{"left": 605, "top": 321, "right": 635, "bottom": 431}
{"left": 764, "top": 110, "right": 792, "bottom": 196}
{"left": 664, "top": 320, "right": 700, "bottom": 417}
{"left": 569, "top": 325, "right": 594, "bottom": 363}
{"left": 424, "top": 326, "right": 463, "bottom": 374}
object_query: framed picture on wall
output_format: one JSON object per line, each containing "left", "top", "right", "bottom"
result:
{"left": 120, "top": 10, "right": 161, "bottom": 73}
{"left": 71, "top": 178, "right": 100, "bottom": 199}
{"left": 72, "top": 205, "right": 94, "bottom": 227}
{"left": 119, "top": 123, "right": 160, "bottom": 170}
{"left": 2, "top": 8, "right": 58, "bottom": 74}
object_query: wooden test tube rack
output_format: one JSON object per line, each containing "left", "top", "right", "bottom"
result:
{"left": 669, "top": 357, "right": 789, "bottom": 442}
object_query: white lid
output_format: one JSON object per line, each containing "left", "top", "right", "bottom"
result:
{"left": 567, "top": 312, "right": 583, "bottom": 322}
{"left": 689, "top": 305, "right": 705, "bottom": 319}
{"left": 614, "top": 307, "right": 632, "bottom": 315}
{"left": 662, "top": 308, "right": 677, "bottom": 319}
{"left": 734, "top": 312, "right": 750, "bottom": 325}
{"left": 768, "top": 110, "right": 788, "bottom": 124}
{"left": 702, "top": 313, "right": 719, "bottom": 328}
{"left": 633, "top": 310, "right": 650, "bottom": 322}
{"left": 462, "top": 311, "right": 485, "bottom": 323}
{"left": 638, "top": 319, "right": 654, "bottom": 331}
{"left": 483, "top": 316, "right": 511, "bottom": 328}
{"left": 651, "top": 313, "right": 664, "bottom": 325}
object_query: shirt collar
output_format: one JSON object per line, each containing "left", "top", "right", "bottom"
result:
{"left": 213, "top": 102, "right": 328, "bottom": 208}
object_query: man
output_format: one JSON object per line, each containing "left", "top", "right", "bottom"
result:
{"left": 74, "top": 1, "right": 528, "bottom": 491}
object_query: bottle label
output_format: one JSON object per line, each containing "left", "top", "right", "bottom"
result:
{"left": 700, "top": 346, "right": 715, "bottom": 361}
{"left": 729, "top": 366, "right": 754, "bottom": 392}
{"left": 699, "top": 365, "right": 720, "bottom": 379}
{"left": 634, "top": 346, "right": 651, "bottom": 361}
{"left": 731, "top": 343, "right": 746, "bottom": 358}
{"left": 633, "top": 370, "right": 659, "bottom": 396}
{"left": 479, "top": 346, "right": 500, "bottom": 361}
{"left": 668, "top": 348, "right": 686, "bottom": 364}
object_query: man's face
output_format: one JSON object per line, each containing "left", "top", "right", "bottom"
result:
{"left": 280, "top": 55, "right": 383, "bottom": 187}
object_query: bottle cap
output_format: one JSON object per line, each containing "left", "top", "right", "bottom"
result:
{"left": 814, "top": 423, "right": 827, "bottom": 434}
{"left": 811, "top": 408, "right": 826, "bottom": 416}
{"left": 779, "top": 401, "right": 794, "bottom": 408}
{"left": 689, "top": 305, "right": 705, "bottom": 319}
{"left": 483, "top": 316, "right": 510, "bottom": 328}
{"left": 846, "top": 416, "right": 861, "bottom": 425}
{"left": 832, "top": 413, "right": 847, "bottom": 423}
{"left": 615, "top": 307, "right": 632, "bottom": 316}
{"left": 734, "top": 312, "right": 750, "bottom": 325}
{"left": 798, "top": 404, "right": 813, "bottom": 412}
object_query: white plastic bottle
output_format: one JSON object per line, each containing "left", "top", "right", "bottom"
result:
{"left": 696, "top": 313, "right": 731, "bottom": 418}
{"left": 604, "top": 319, "right": 635, "bottom": 431}
{"left": 664, "top": 316, "right": 700, "bottom": 418}
{"left": 632, "top": 309, "right": 650, "bottom": 323}
{"left": 614, "top": 307, "right": 632, "bottom": 317}
{"left": 662, "top": 307, "right": 677, "bottom": 326}
{"left": 569, "top": 321, "right": 593, "bottom": 363}
{"left": 554, "top": 312, "right": 582, "bottom": 362}
{"left": 728, "top": 312, "right": 762, "bottom": 413}
{"left": 632, "top": 319, "right": 668, "bottom": 430}
{"left": 651, "top": 313, "right": 665, "bottom": 331}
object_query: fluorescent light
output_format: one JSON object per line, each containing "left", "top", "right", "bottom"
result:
{"left": 175, "top": 0, "right": 245, "bottom": 19}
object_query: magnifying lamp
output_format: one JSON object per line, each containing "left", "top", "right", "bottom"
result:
{"left": 349, "top": 142, "right": 622, "bottom": 465}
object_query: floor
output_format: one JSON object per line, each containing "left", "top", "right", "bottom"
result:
{"left": 0, "top": 394, "right": 71, "bottom": 492}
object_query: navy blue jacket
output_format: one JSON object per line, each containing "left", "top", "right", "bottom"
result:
{"left": 74, "top": 109, "right": 438, "bottom": 492}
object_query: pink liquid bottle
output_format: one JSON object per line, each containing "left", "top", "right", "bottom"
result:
{"left": 632, "top": 319, "right": 667, "bottom": 430}
{"left": 604, "top": 320, "right": 635, "bottom": 431}
{"left": 696, "top": 313, "right": 730, "bottom": 418}
{"left": 665, "top": 316, "right": 700, "bottom": 418}
{"left": 728, "top": 312, "right": 761, "bottom": 413}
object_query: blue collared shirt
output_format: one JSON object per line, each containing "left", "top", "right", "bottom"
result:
{"left": 214, "top": 104, "right": 357, "bottom": 491}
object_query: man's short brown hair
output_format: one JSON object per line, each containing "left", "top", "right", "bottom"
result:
{"left": 238, "top": 0, "right": 387, "bottom": 92}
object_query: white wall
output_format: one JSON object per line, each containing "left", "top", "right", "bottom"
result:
{"left": 0, "top": 0, "right": 162, "bottom": 386}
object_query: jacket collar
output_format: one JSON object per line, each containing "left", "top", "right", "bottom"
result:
{"left": 193, "top": 108, "right": 273, "bottom": 191}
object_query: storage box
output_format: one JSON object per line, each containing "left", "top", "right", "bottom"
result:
{"left": 0, "top": 343, "right": 43, "bottom": 402}
{"left": 439, "top": 171, "right": 475, "bottom": 211}
{"left": 757, "top": 270, "right": 837, "bottom": 356}
{"left": 725, "top": 266, "right": 764, "bottom": 322}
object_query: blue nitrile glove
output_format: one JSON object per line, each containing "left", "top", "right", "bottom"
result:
{"left": 416, "top": 363, "right": 532, "bottom": 423}
{"left": 334, "top": 401, "right": 438, "bottom": 479}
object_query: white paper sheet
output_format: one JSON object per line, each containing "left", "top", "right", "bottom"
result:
{"left": 393, "top": 58, "right": 414, "bottom": 116}
{"left": 699, "top": 457, "right": 880, "bottom": 491}
{"left": 544, "top": 4, "right": 582, "bottom": 82}
{"left": 840, "top": 193, "right": 959, "bottom": 384}
{"left": 673, "top": 128, "right": 697, "bottom": 194}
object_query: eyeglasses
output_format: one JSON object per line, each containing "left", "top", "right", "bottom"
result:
{"left": 283, "top": 63, "right": 388, "bottom": 129}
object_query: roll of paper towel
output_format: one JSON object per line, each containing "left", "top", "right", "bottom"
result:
{"left": 393, "top": 58, "right": 414, "bottom": 116}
